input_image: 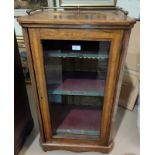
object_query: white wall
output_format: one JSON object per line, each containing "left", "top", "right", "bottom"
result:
{"left": 117, "top": 0, "right": 140, "bottom": 19}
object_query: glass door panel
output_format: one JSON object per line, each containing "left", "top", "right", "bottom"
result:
{"left": 41, "top": 40, "right": 111, "bottom": 140}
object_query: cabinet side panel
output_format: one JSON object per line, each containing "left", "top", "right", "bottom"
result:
{"left": 22, "top": 28, "right": 45, "bottom": 142}
{"left": 109, "top": 29, "right": 132, "bottom": 143}
{"left": 28, "top": 28, "right": 52, "bottom": 141}
{"left": 100, "top": 31, "right": 124, "bottom": 145}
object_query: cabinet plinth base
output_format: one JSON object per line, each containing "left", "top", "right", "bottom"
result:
{"left": 40, "top": 140, "right": 113, "bottom": 153}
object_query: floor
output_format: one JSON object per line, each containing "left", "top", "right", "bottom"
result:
{"left": 19, "top": 85, "right": 140, "bottom": 155}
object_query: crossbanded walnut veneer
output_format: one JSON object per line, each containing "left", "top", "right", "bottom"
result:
{"left": 18, "top": 8, "right": 136, "bottom": 153}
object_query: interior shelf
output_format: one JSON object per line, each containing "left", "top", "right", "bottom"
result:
{"left": 51, "top": 105, "right": 102, "bottom": 137}
{"left": 48, "top": 79, "right": 105, "bottom": 96}
{"left": 45, "top": 50, "right": 108, "bottom": 59}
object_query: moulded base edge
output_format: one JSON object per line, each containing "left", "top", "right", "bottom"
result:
{"left": 40, "top": 139, "right": 113, "bottom": 154}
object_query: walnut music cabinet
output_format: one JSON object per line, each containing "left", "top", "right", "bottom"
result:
{"left": 18, "top": 7, "right": 136, "bottom": 153}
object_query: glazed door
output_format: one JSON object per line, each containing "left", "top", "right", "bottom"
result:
{"left": 29, "top": 28, "right": 123, "bottom": 143}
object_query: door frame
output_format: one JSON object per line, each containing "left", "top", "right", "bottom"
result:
{"left": 28, "top": 28, "right": 124, "bottom": 144}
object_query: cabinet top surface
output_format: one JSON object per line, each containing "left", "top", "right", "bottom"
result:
{"left": 18, "top": 9, "right": 136, "bottom": 28}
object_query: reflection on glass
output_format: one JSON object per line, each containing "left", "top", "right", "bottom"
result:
{"left": 42, "top": 40, "right": 110, "bottom": 140}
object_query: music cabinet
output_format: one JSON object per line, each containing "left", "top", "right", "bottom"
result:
{"left": 18, "top": 8, "right": 136, "bottom": 153}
